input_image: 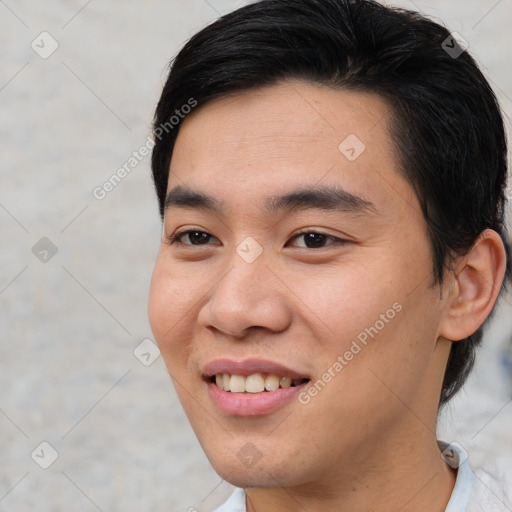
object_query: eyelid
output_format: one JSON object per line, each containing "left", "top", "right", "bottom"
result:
{"left": 287, "top": 229, "right": 349, "bottom": 247}
{"left": 166, "top": 227, "right": 220, "bottom": 246}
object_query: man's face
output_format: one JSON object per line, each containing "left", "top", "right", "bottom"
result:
{"left": 148, "top": 80, "right": 450, "bottom": 488}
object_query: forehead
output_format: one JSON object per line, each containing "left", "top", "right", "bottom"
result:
{"left": 168, "top": 80, "right": 416, "bottom": 217}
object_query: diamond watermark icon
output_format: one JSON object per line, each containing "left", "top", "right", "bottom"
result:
{"left": 441, "top": 441, "right": 468, "bottom": 469}
{"left": 31, "top": 31, "right": 59, "bottom": 59}
{"left": 441, "top": 32, "right": 468, "bottom": 59}
{"left": 133, "top": 338, "right": 161, "bottom": 367}
{"left": 32, "top": 237, "right": 58, "bottom": 263}
{"left": 236, "top": 442, "right": 263, "bottom": 468}
{"left": 236, "top": 236, "right": 263, "bottom": 263}
{"left": 338, "top": 134, "right": 366, "bottom": 161}
{"left": 31, "top": 441, "right": 59, "bottom": 469}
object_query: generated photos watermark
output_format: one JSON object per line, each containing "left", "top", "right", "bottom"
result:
{"left": 93, "top": 97, "right": 197, "bottom": 200}
{"left": 298, "top": 301, "right": 403, "bottom": 405}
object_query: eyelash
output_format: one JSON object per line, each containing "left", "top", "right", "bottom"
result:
{"left": 165, "top": 228, "right": 349, "bottom": 249}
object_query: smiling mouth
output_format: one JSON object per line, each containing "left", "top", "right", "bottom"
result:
{"left": 209, "top": 373, "right": 310, "bottom": 393}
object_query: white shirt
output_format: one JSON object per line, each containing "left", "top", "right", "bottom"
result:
{"left": 212, "top": 442, "right": 511, "bottom": 512}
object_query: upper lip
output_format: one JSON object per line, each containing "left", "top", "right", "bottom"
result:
{"left": 202, "top": 358, "right": 310, "bottom": 380}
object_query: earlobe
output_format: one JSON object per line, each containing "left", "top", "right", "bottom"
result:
{"left": 439, "top": 229, "right": 507, "bottom": 342}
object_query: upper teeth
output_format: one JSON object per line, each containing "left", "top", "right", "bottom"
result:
{"left": 215, "top": 373, "right": 301, "bottom": 393}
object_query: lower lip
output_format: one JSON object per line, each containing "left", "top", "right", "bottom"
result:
{"left": 207, "top": 380, "right": 307, "bottom": 416}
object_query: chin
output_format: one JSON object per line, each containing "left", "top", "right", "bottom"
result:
{"left": 215, "top": 463, "right": 298, "bottom": 489}
{"left": 221, "top": 469, "right": 276, "bottom": 489}
{"left": 204, "top": 443, "right": 311, "bottom": 489}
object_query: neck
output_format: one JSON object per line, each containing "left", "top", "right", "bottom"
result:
{"left": 245, "top": 430, "right": 457, "bottom": 512}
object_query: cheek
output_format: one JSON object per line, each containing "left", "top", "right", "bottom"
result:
{"left": 288, "top": 253, "right": 438, "bottom": 399}
{"left": 286, "top": 258, "right": 395, "bottom": 350}
{"left": 148, "top": 259, "right": 200, "bottom": 367}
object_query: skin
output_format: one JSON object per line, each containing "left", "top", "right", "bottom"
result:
{"left": 148, "top": 79, "right": 507, "bottom": 512}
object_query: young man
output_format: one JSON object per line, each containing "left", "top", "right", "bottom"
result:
{"left": 147, "top": 0, "right": 511, "bottom": 510}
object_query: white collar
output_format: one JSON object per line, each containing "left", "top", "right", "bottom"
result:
{"left": 212, "top": 440, "right": 484, "bottom": 512}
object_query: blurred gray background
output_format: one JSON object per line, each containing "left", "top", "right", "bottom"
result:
{"left": 1, "top": 1, "right": 511, "bottom": 511}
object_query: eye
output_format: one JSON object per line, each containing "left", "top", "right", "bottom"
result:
{"left": 166, "top": 229, "right": 348, "bottom": 249}
{"left": 288, "top": 230, "right": 347, "bottom": 249}
{"left": 166, "top": 229, "right": 220, "bottom": 246}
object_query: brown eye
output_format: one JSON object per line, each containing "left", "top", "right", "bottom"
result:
{"left": 183, "top": 231, "right": 212, "bottom": 245}
{"left": 289, "top": 231, "right": 345, "bottom": 248}
{"left": 168, "top": 230, "right": 219, "bottom": 245}
{"left": 302, "top": 233, "right": 329, "bottom": 248}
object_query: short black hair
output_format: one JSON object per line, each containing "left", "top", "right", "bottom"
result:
{"left": 150, "top": 0, "right": 511, "bottom": 405}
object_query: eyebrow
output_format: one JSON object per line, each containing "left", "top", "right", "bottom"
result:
{"left": 164, "top": 184, "right": 378, "bottom": 216}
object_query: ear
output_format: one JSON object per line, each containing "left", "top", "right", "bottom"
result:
{"left": 439, "top": 229, "right": 507, "bottom": 341}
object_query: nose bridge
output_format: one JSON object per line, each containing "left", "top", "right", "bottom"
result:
{"left": 200, "top": 241, "right": 291, "bottom": 336}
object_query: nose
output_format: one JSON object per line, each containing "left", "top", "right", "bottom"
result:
{"left": 197, "top": 253, "right": 292, "bottom": 338}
